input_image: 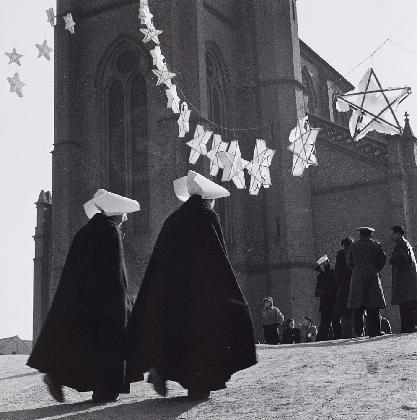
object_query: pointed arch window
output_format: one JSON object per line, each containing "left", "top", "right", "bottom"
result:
{"left": 99, "top": 42, "right": 150, "bottom": 234}
{"left": 302, "top": 67, "right": 318, "bottom": 114}
{"left": 206, "top": 45, "right": 234, "bottom": 245}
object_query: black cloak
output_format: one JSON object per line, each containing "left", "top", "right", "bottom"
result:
{"left": 126, "top": 195, "right": 257, "bottom": 391}
{"left": 315, "top": 267, "right": 338, "bottom": 313}
{"left": 27, "top": 213, "right": 131, "bottom": 393}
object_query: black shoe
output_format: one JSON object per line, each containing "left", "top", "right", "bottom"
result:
{"left": 92, "top": 392, "right": 119, "bottom": 403}
{"left": 187, "top": 390, "right": 210, "bottom": 400}
{"left": 44, "top": 374, "right": 64, "bottom": 403}
{"left": 149, "top": 368, "right": 167, "bottom": 397}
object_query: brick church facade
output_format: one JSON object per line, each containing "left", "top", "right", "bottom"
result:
{"left": 33, "top": 0, "right": 417, "bottom": 341}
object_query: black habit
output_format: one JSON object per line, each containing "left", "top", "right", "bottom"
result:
{"left": 27, "top": 213, "right": 131, "bottom": 393}
{"left": 126, "top": 195, "right": 257, "bottom": 392}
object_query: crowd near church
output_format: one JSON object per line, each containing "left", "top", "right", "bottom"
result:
{"left": 261, "top": 225, "right": 417, "bottom": 344}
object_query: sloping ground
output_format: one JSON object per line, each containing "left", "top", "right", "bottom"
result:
{"left": 1, "top": 334, "right": 417, "bottom": 419}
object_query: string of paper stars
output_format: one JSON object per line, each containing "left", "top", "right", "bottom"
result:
{"left": 5, "top": 7, "right": 76, "bottom": 98}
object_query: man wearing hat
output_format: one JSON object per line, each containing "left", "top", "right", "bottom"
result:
{"left": 335, "top": 237, "right": 354, "bottom": 338}
{"left": 126, "top": 170, "right": 257, "bottom": 400}
{"left": 27, "top": 189, "right": 140, "bottom": 403}
{"left": 389, "top": 225, "right": 417, "bottom": 333}
{"left": 346, "top": 227, "right": 387, "bottom": 337}
{"left": 314, "top": 255, "right": 341, "bottom": 341}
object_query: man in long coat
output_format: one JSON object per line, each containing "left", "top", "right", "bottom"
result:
{"left": 314, "top": 256, "right": 341, "bottom": 341}
{"left": 347, "top": 227, "right": 387, "bottom": 337}
{"left": 126, "top": 171, "right": 257, "bottom": 400}
{"left": 389, "top": 225, "right": 417, "bottom": 333}
{"left": 27, "top": 189, "right": 140, "bottom": 403}
{"left": 335, "top": 237, "right": 354, "bottom": 338}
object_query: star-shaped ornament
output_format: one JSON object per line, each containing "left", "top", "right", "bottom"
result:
{"left": 186, "top": 124, "right": 213, "bottom": 164}
{"left": 336, "top": 68, "right": 411, "bottom": 141}
{"left": 7, "top": 73, "right": 25, "bottom": 97}
{"left": 36, "top": 40, "right": 53, "bottom": 61}
{"left": 138, "top": 2, "right": 154, "bottom": 28}
{"left": 140, "top": 27, "right": 163, "bottom": 45}
{"left": 245, "top": 139, "right": 276, "bottom": 195}
{"left": 177, "top": 102, "right": 191, "bottom": 137}
{"left": 63, "top": 13, "right": 76, "bottom": 34}
{"left": 5, "top": 48, "right": 23, "bottom": 66}
{"left": 206, "top": 134, "right": 229, "bottom": 176}
{"left": 152, "top": 66, "right": 176, "bottom": 88}
{"left": 166, "top": 84, "right": 181, "bottom": 114}
{"left": 218, "top": 140, "right": 248, "bottom": 189}
{"left": 46, "top": 8, "right": 55, "bottom": 27}
{"left": 287, "top": 116, "right": 321, "bottom": 177}
{"left": 150, "top": 46, "right": 166, "bottom": 70}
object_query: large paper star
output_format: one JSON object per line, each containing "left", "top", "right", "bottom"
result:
{"left": 150, "top": 46, "right": 166, "bottom": 70}
{"left": 63, "top": 13, "right": 76, "bottom": 34}
{"left": 177, "top": 102, "right": 191, "bottom": 137}
{"left": 336, "top": 68, "right": 411, "bottom": 141}
{"left": 245, "top": 139, "right": 276, "bottom": 195}
{"left": 165, "top": 84, "right": 181, "bottom": 114}
{"left": 36, "top": 40, "right": 53, "bottom": 61}
{"left": 5, "top": 48, "right": 23, "bottom": 66}
{"left": 206, "top": 134, "right": 229, "bottom": 176}
{"left": 140, "top": 27, "right": 163, "bottom": 45}
{"left": 138, "top": 1, "right": 154, "bottom": 28}
{"left": 152, "top": 65, "right": 176, "bottom": 88}
{"left": 46, "top": 8, "right": 55, "bottom": 27}
{"left": 7, "top": 73, "right": 25, "bottom": 97}
{"left": 218, "top": 140, "right": 248, "bottom": 189}
{"left": 287, "top": 116, "right": 321, "bottom": 177}
{"left": 186, "top": 124, "right": 213, "bottom": 164}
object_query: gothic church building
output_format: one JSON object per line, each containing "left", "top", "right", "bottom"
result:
{"left": 34, "top": 0, "right": 417, "bottom": 340}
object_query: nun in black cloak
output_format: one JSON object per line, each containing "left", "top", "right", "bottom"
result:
{"left": 126, "top": 170, "right": 257, "bottom": 400}
{"left": 27, "top": 189, "right": 140, "bottom": 403}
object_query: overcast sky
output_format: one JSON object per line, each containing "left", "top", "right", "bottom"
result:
{"left": 0, "top": 0, "right": 416, "bottom": 340}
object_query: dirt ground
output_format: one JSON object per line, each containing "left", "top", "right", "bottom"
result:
{"left": 1, "top": 334, "right": 417, "bottom": 419}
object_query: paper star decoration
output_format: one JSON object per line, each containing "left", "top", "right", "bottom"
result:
{"left": 287, "top": 116, "right": 321, "bottom": 177}
{"left": 186, "top": 124, "right": 213, "bottom": 164}
{"left": 152, "top": 66, "right": 176, "bottom": 88}
{"left": 336, "top": 68, "right": 411, "bottom": 141}
{"left": 5, "top": 48, "right": 23, "bottom": 66}
{"left": 165, "top": 84, "right": 181, "bottom": 114}
{"left": 36, "top": 40, "right": 53, "bottom": 61}
{"left": 150, "top": 46, "right": 166, "bottom": 70}
{"left": 245, "top": 139, "right": 276, "bottom": 195}
{"left": 177, "top": 102, "right": 191, "bottom": 137}
{"left": 218, "top": 140, "right": 249, "bottom": 189}
{"left": 206, "top": 134, "right": 229, "bottom": 176}
{"left": 140, "top": 27, "right": 163, "bottom": 45}
{"left": 63, "top": 13, "right": 76, "bottom": 34}
{"left": 7, "top": 73, "right": 25, "bottom": 97}
{"left": 46, "top": 8, "right": 55, "bottom": 27}
{"left": 138, "top": 1, "right": 154, "bottom": 28}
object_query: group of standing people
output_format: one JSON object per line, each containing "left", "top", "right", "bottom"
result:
{"left": 27, "top": 171, "right": 257, "bottom": 403}
{"left": 315, "top": 225, "right": 417, "bottom": 340}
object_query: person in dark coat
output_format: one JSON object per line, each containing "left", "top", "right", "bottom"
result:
{"left": 347, "top": 227, "right": 387, "bottom": 337}
{"left": 261, "top": 297, "right": 284, "bottom": 344}
{"left": 315, "top": 256, "right": 341, "bottom": 341}
{"left": 335, "top": 237, "right": 354, "bottom": 338}
{"left": 282, "top": 319, "right": 301, "bottom": 344}
{"left": 126, "top": 171, "right": 257, "bottom": 400}
{"left": 389, "top": 225, "right": 417, "bottom": 333}
{"left": 299, "top": 316, "right": 318, "bottom": 343}
{"left": 27, "top": 189, "right": 140, "bottom": 403}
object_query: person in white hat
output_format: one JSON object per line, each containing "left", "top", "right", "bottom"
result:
{"left": 126, "top": 170, "right": 256, "bottom": 400}
{"left": 314, "top": 255, "right": 341, "bottom": 341}
{"left": 27, "top": 189, "right": 140, "bottom": 403}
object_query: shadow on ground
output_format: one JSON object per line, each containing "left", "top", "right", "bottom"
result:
{"left": 0, "top": 396, "right": 203, "bottom": 420}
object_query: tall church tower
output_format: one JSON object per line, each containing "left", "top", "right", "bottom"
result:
{"left": 47, "top": 0, "right": 315, "bottom": 338}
